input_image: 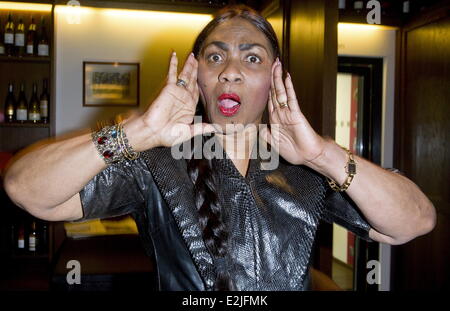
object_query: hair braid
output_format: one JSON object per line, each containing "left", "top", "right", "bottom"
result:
{"left": 187, "top": 136, "right": 233, "bottom": 291}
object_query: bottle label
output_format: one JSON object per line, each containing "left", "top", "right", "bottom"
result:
{"left": 18, "top": 239, "right": 25, "bottom": 249}
{"left": 0, "top": 45, "right": 4, "bottom": 54}
{"left": 40, "top": 100, "right": 48, "bottom": 117}
{"left": 29, "top": 236, "right": 36, "bottom": 251}
{"left": 4, "top": 33, "right": 14, "bottom": 44}
{"left": 16, "top": 109, "right": 27, "bottom": 121}
{"left": 354, "top": 1, "right": 364, "bottom": 9}
{"left": 15, "top": 34, "right": 25, "bottom": 46}
{"left": 29, "top": 112, "right": 40, "bottom": 121}
{"left": 38, "top": 44, "right": 49, "bottom": 56}
{"left": 26, "top": 44, "right": 34, "bottom": 54}
{"left": 7, "top": 107, "right": 14, "bottom": 115}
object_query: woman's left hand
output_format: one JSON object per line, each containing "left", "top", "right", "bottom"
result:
{"left": 259, "top": 58, "right": 327, "bottom": 166}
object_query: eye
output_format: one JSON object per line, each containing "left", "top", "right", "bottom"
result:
{"left": 207, "top": 53, "right": 223, "bottom": 63}
{"left": 245, "top": 54, "right": 262, "bottom": 64}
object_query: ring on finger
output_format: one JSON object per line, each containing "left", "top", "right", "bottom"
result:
{"left": 279, "top": 102, "right": 288, "bottom": 108}
{"left": 176, "top": 78, "right": 188, "bottom": 88}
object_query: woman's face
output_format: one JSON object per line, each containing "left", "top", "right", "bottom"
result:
{"left": 197, "top": 17, "right": 275, "bottom": 134}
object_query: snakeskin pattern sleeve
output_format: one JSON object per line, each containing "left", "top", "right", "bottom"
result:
{"left": 75, "top": 158, "right": 153, "bottom": 221}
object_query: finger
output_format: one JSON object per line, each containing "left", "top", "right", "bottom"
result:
{"left": 273, "top": 60, "right": 289, "bottom": 108}
{"left": 285, "top": 72, "right": 300, "bottom": 112}
{"left": 193, "top": 82, "right": 200, "bottom": 104}
{"left": 270, "top": 60, "right": 279, "bottom": 109}
{"left": 178, "top": 53, "right": 194, "bottom": 86}
{"left": 267, "top": 90, "right": 274, "bottom": 115}
{"left": 271, "top": 58, "right": 277, "bottom": 102}
{"left": 167, "top": 51, "right": 178, "bottom": 84}
{"left": 271, "top": 60, "right": 283, "bottom": 111}
{"left": 187, "top": 56, "right": 198, "bottom": 93}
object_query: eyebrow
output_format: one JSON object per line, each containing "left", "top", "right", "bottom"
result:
{"left": 204, "top": 41, "right": 269, "bottom": 54}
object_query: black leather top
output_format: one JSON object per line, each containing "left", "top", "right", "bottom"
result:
{"left": 77, "top": 138, "right": 373, "bottom": 291}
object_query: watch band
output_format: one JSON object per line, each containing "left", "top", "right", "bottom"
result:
{"left": 326, "top": 146, "right": 356, "bottom": 192}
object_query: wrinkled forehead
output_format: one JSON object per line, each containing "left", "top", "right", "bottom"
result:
{"left": 201, "top": 17, "right": 274, "bottom": 57}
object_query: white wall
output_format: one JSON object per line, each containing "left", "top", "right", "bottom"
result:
{"left": 333, "top": 73, "right": 353, "bottom": 264}
{"left": 337, "top": 23, "right": 397, "bottom": 291}
{"left": 54, "top": 6, "right": 211, "bottom": 135}
{"left": 338, "top": 24, "right": 397, "bottom": 169}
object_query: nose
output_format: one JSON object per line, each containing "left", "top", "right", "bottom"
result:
{"left": 218, "top": 59, "right": 243, "bottom": 84}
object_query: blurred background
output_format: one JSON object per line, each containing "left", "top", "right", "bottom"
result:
{"left": 0, "top": 0, "right": 448, "bottom": 292}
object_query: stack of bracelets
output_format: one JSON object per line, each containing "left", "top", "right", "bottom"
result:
{"left": 92, "top": 123, "right": 140, "bottom": 165}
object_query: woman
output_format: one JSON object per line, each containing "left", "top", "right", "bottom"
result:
{"left": 4, "top": 5, "right": 436, "bottom": 291}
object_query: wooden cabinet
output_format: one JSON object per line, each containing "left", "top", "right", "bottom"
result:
{"left": 0, "top": 5, "right": 54, "bottom": 151}
{"left": 0, "top": 2, "right": 56, "bottom": 291}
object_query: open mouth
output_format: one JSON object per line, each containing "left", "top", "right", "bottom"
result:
{"left": 217, "top": 93, "right": 241, "bottom": 117}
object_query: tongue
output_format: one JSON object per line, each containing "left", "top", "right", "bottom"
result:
{"left": 219, "top": 98, "right": 240, "bottom": 108}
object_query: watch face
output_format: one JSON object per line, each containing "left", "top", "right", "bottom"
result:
{"left": 347, "top": 162, "right": 356, "bottom": 175}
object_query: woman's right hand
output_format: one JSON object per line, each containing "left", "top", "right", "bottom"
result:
{"left": 123, "top": 52, "right": 216, "bottom": 152}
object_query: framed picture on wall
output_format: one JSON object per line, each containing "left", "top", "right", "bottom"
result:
{"left": 83, "top": 61, "right": 140, "bottom": 107}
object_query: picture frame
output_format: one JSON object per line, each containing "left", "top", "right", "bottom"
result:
{"left": 83, "top": 61, "right": 140, "bottom": 107}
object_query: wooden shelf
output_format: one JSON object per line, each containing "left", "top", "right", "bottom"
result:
{"left": 0, "top": 122, "right": 50, "bottom": 128}
{"left": 0, "top": 55, "right": 51, "bottom": 63}
{"left": 11, "top": 253, "right": 49, "bottom": 260}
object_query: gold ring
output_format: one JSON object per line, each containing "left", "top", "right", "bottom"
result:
{"left": 279, "top": 102, "right": 288, "bottom": 108}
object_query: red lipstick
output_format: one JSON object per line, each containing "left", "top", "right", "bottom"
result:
{"left": 218, "top": 93, "right": 241, "bottom": 102}
{"left": 217, "top": 93, "right": 241, "bottom": 117}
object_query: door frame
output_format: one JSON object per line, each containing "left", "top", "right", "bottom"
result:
{"left": 337, "top": 56, "right": 383, "bottom": 291}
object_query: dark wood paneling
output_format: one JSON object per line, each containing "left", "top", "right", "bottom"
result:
{"left": 288, "top": 0, "right": 337, "bottom": 138}
{"left": 322, "top": 0, "right": 338, "bottom": 138}
{"left": 287, "top": 0, "right": 338, "bottom": 277}
{"left": 393, "top": 5, "right": 450, "bottom": 290}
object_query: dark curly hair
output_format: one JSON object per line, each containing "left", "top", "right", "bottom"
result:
{"left": 188, "top": 4, "right": 280, "bottom": 291}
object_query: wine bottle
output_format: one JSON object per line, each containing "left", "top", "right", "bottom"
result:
{"left": 4, "top": 13, "right": 14, "bottom": 56}
{"left": 4, "top": 82, "right": 15, "bottom": 122}
{"left": 15, "top": 17, "right": 25, "bottom": 57}
{"left": 40, "top": 222, "right": 48, "bottom": 253}
{"left": 353, "top": 1, "right": 364, "bottom": 13}
{"left": 16, "top": 83, "right": 28, "bottom": 123}
{"left": 0, "top": 18, "right": 5, "bottom": 55}
{"left": 29, "top": 221, "right": 38, "bottom": 252}
{"left": 403, "top": 1, "right": 410, "bottom": 14}
{"left": 37, "top": 18, "right": 49, "bottom": 57}
{"left": 26, "top": 17, "right": 37, "bottom": 56}
{"left": 10, "top": 223, "right": 16, "bottom": 253}
{"left": 40, "top": 79, "right": 49, "bottom": 123}
{"left": 29, "top": 83, "right": 40, "bottom": 123}
{"left": 17, "top": 223, "right": 25, "bottom": 251}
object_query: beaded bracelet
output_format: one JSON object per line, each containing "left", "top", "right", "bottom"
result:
{"left": 92, "top": 123, "right": 140, "bottom": 165}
